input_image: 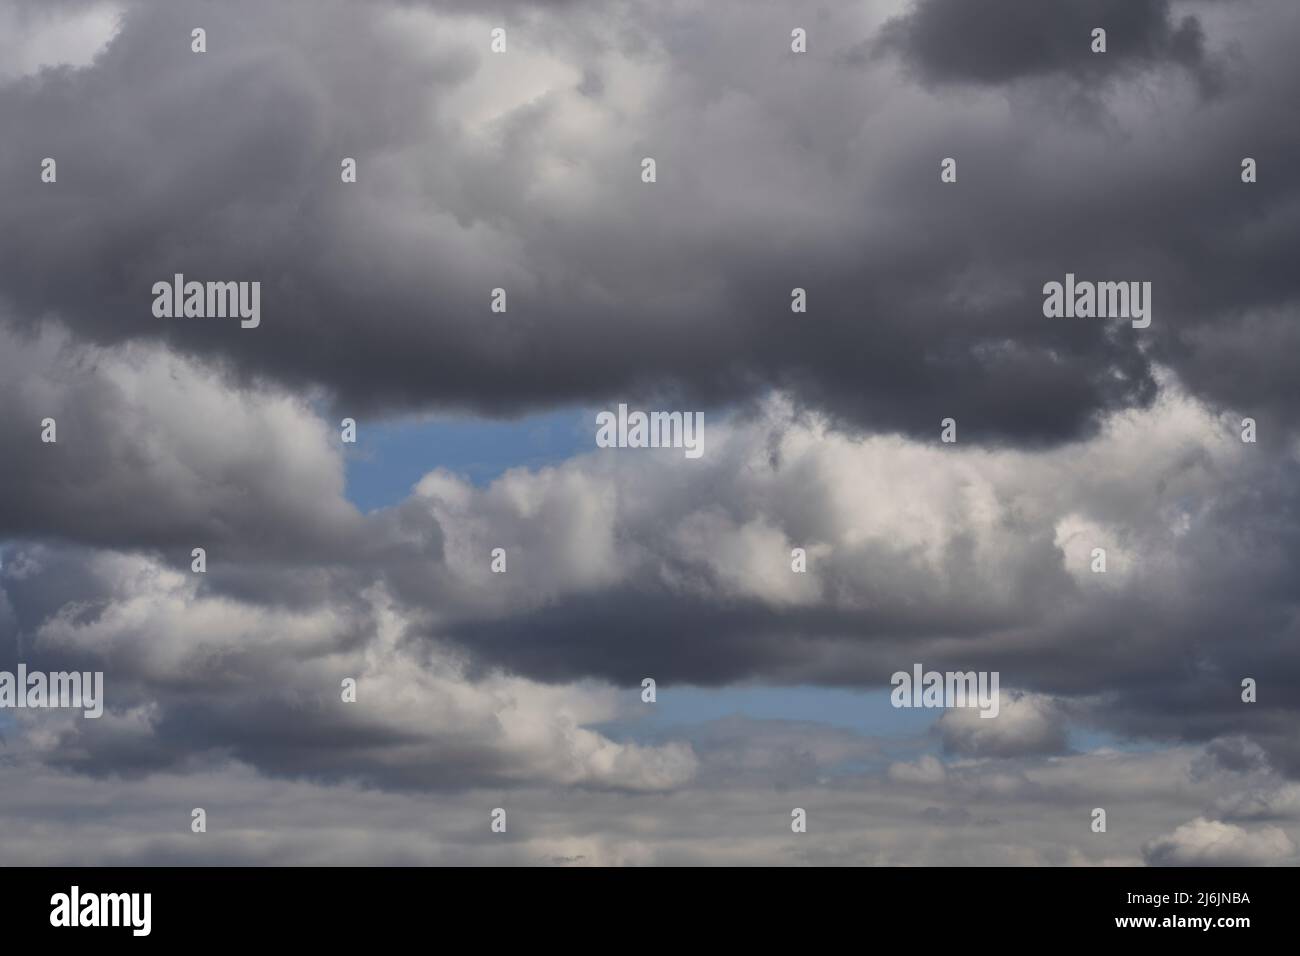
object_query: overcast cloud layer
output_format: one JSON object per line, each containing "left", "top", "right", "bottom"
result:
{"left": 1, "top": 0, "right": 1297, "bottom": 865}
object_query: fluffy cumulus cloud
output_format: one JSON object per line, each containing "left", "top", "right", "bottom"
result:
{"left": 1, "top": 0, "right": 1298, "bottom": 864}
{"left": 1143, "top": 817, "right": 1295, "bottom": 866}
{"left": 0, "top": 322, "right": 362, "bottom": 554}
{"left": 5, "top": 544, "right": 698, "bottom": 792}
{"left": 937, "top": 693, "right": 1068, "bottom": 758}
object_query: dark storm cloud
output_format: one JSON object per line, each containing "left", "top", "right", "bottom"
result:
{"left": 876, "top": 0, "right": 1224, "bottom": 94}
{"left": 1, "top": 0, "right": 1294, "bottom": 445}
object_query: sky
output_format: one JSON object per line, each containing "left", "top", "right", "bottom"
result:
{"left": 0, "top": 0, "right": 1298, "bottom": 866}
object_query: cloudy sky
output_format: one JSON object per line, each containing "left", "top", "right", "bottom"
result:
{"left": 1, "top": 0, "right": 1298, "bottom": 866}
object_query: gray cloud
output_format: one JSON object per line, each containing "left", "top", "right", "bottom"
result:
{"left": 0, "top": 0, "right": 1294, "bottom": 444}
{"left": 0, "top": 735, "right": 1293, "bottom": 865}
{"left": 0, "top": 323, "right": 366, "bottom": 558}
{"left": 2, "top": 0, "right": 1299, "bottom": 865}
{"left": 875, "top": 0, "right": 1226, "bottom": 95}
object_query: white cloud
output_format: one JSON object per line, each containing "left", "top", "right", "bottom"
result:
{"left": 1143, "top": 817, "right": 1296, "bottom": 866}
{"left": 938, "top": 692, "right": 1068, "bottom": 758}
{"left": 888, "top": 754, "right": 947, "bottom": 785}
{"left": 0, "top": 2, "right": 122, "bottom": 83}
